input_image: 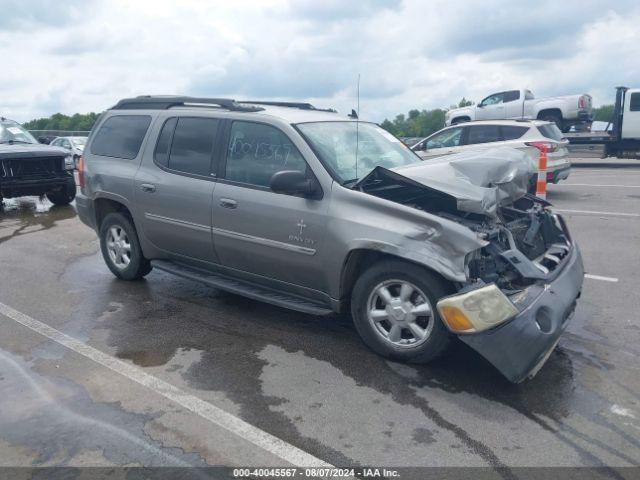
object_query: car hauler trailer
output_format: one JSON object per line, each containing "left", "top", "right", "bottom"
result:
{"left": 565, "top": 87, "right": 640, "bottom": 159}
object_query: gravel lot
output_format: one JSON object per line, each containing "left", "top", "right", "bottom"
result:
{"left": 0, "top": 161, "right": 638, "bottom": 478}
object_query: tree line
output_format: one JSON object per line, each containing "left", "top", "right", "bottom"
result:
{"left": 23, "top": 112, "right": 101, "bottom": 132}
{"left": 21, "top": 101, "right": 615, "bottom": 137}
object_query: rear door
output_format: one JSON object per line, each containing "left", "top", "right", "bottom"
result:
{"left": 502, "top": 90, "right": 523, "bottom": 119}
{"left": 134, "top": 115, "right": 220, "bottom": 264}
{"left": 463, "top": 124, "right": 504, "bottom": 150}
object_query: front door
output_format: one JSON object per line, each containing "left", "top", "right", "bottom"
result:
{"left": 477, "top": 92, "right": 505, "bottom": 120}
{"left": 135, "top": 115, "right": 220, "bottom": 264}
{"left": 211, "top": 120, "right": 329, "bottom": 292}
{"left": 417, "top": 126, "right": 465, "bottom": 159}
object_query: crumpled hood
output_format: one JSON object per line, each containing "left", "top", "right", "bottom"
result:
{"left": 389, "top": 147, "right": 538, "bottom": 217}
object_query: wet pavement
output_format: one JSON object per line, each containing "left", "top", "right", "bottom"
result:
{"left": 0, "top": 166, "right": 639, "bottom": 477}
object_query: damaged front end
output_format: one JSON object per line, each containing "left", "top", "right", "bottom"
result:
{"left": 356, "top": 149, "right": 584, "bottom": 382}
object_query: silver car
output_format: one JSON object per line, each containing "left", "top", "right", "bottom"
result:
{"left": 411, "top": 120, "right": 571, "bottom": 184}
{"left": 76, "top": 96, "right": 584, "bottom": 383}
{"left": 50, "top": 136, "right": 87, "bottom": 168}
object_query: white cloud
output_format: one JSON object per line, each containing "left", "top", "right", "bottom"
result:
{"left": 1, "top": 0, "right": 638, "bottom": 123}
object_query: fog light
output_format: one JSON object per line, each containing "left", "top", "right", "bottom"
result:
{"left": 437, "top": 284, "right": 519, "bottom": 334}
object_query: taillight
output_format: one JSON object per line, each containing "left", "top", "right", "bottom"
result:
{"left": 77, "top": 156, "right": 85, "bottom": 188}
{"left": 525, "top": 141, "right": 558, "bottom": 153}
{"left": 578, "top": 95, "right": 586, "bottom": 109}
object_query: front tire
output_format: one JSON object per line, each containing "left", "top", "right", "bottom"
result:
{"left": 99, "top": 212, "right": 152, "bottom": 280}
{"left": 46, "top": 177, "right": 76, "bottom": 206}
{"left": 350, "top": 260, "right": 453, "bottom": 363}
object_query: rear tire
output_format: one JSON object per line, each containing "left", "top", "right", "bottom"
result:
{"left": 99, "top": 212, "right": 152, "bottom": 280}
{"left": 350, "top": 260, "right": 453, "bottom": 363}
{"left": 46, "top": 177, "right": 76, "bottom": 206}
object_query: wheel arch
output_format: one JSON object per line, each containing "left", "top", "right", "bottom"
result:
{"left": 94, "top": 196, "right": 133, "bottom": 229}
{"left": 536, "top": 108, "right": 563, "bottom": 121}
{"left": 451, "top": 116, "right": 471, "bottom": 125}
{"left": 339, "top": 248, "right": 456, "bottom": 308}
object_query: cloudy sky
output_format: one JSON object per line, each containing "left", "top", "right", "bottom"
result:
{"left": 1, "top": 0, "right": 639, "bottom": 123}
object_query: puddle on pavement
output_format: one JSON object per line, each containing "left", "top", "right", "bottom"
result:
{"left": 0, "top": 197, "right": 76, "bottom": 245}
{"left": 0, "top": 348, "right": 207, "bottom": 467}
{"left": 58, "top": 249, "right": 640, "bottom": 469}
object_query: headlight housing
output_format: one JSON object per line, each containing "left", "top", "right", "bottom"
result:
{"left": 436, "top": 284, "right": 519, "bottom": 334}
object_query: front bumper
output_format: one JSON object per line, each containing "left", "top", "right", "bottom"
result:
{"left": 0, "top": 175, "right": 72, "bottom": 197}
{"left": 458, "top": 244, "right": 584, "bottom": 383}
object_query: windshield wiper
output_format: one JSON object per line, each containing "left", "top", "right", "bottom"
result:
{"left": 342, "top": 178, "right": 360, "bottom": 188}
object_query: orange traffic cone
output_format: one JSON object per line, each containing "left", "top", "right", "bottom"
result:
{"left": 535, "top": 146, "right": 548, "bottom": 200}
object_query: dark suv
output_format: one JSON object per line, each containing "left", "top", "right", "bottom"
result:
{"left": 76, "top": 96, "right": 584, "bottom": 383}
{"left": 0, "top": 117, "right": 76, "bottom": 206}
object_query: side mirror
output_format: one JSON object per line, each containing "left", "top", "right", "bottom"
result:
{"left": 270, "top": 170, "right": 321, "bottom": 199}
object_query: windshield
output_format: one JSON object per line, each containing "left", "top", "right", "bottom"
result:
{"left": 297, "top": 121, "right": 420, "bottom": 184}
{"left": 0, "top": 119, "right": 38, "bottom": 144}
{"left": 72, "top": 137, "right": 87, "bottom": 148}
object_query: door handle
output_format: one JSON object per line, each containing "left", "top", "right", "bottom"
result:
{"left": 140, "top": 183, "right": 156, "bottom": 193}
{"left": 220, "top": 198, "right": 237, "bottom": 209}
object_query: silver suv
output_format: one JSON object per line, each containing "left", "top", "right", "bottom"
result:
{"left": 76, "top": 96, "right": 584, "bottom": 383}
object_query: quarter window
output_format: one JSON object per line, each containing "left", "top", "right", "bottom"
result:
{"left": 630, "top": 92, "right": 640, "bottom": 112}
{"left": 225, "top": 122, "right": 307, "bottom": 187}
{"left": 466, "top": 125, "right": 502, "bottom": 145}
{"left": 90, "top": 115, "right": 151, "bottom": 159}
{"left": 154, "top": 117, "right": 218, "bottom": 176}
{"left": 501, "top": 126, "right": 528, "bottom": 140}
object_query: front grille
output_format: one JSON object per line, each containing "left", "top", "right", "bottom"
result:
{"left": 0, "top": 156, "right": 65, "bottom": 179}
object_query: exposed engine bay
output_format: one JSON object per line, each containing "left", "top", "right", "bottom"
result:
{"left": 355, "top": 153, "right": 571, "bottom": 290}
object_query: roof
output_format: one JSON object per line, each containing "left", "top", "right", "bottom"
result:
{"left": 109, "top": 95, "right": 354, "bottom": 124}
{"left": 445, "top": 119, "right": 551, "bottom": 127}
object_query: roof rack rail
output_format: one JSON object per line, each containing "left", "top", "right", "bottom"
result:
{"left": 110, "top": 96, "right": 264, "bottom": 112}
{"left": 240, "top": 101, "right": 337, "bottom": 113}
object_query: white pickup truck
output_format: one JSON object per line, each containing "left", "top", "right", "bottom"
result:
{"left": 445, "top": 89, "right": 593, "bottom": 132}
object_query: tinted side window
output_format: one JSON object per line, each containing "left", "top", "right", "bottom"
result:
{"left": 466, "top": 125, "right": 502, "bottom": 145}
{"left": 503, "top": 90, "right": 520, "bottom": 103}
{"left": 91, "top": 115, "right": 151, "bottom": 159}
{"left": 630, "top": 92, "right": 640, "bottom": 112}
{"left": 168, "top": 117, "right": 218, "bottom": 176}
{"left": 225, "top": 122, "right": 307, "bottom": 187}
{"left": 154, "top": 117, "right": 177, "bottom": 168}
{"left": 501, "top": 126, "right": 528, "bottom": 140}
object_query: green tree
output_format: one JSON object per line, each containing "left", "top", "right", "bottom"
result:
{"left": 23, "top": 112, "right": 101, "bottom": 131}
{"left": 380, "top": 108, "right": 446, "bottom": 138}
{"left": 593, "top": 104, "right": 614, "bottom": 122}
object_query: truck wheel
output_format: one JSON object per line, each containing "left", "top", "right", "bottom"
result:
{"left": 99, "top": 212, "right": 152, "bottom": 280}
{"left": 350, "top": 260, "right": 452, "bottom": 363}
{"left": 46, "top": 177, "right": 76, "bottom": 206}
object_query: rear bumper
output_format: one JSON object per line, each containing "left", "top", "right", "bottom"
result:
{"left": 458, "top": 244, "right": 584, "bottom": 383}
{"left": 547, "top": 165, "right": 571, "bottom": 183}
{"left": 75, "top": 193, "right": 97, "bottom": 230}
{"left": 577, "top": 110, "right": 594, "bottom": 122}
